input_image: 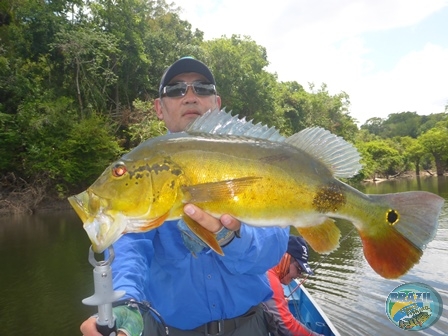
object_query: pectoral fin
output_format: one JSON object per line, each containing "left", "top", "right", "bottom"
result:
{"left": 182, "top": 177, "right": 261, "bottom": 203}
{"left": 295, "top": 219, "right": 341, "bottom": 254}
{"left": 127, "top": 212, "right": 170, "bottom": 232}
{"left": 182, "top": 215, "right": 224, "bottom": 256}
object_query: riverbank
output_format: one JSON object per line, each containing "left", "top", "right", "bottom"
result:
{"left": 0, "top": 172, "right": 73, "bottom": 215}
{"left": 362, "top": 170, "right": 440, "bottom": 183}
{"left": 0, "top": 194, "right": 72, "bottom": 216}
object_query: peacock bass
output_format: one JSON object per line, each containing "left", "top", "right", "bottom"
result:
{"left": 68, "top": 109, "right": 444, "bottom": 279}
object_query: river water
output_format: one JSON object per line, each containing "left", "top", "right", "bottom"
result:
{"left": 0, "top": 176, "right": 447, "bottom": 335}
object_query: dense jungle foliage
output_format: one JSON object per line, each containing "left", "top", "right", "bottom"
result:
{"left": 1, "top": 0, "right": 447, "bottom": 213}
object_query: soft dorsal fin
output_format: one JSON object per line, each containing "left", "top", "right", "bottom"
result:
{"left": 186, "top": 108, "right": 285, "bottom": 142}
{"left": 285, "top": 127, "right": 362, "bottom": 178}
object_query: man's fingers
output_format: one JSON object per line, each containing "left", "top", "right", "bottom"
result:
{"left": 80, "top": 317, "right": 102, "bottom": 336}
{"left": 220, "top": 214, "right": 241, "bottom": 231}
{"left": 184, "top": 204, "right": 222, "bottom": 233}
{"left": 184, "top": 204, "right": 241, "bottom": 233}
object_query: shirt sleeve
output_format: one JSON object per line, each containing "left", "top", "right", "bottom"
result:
{"left": 108, "top": 231, "right": 155, "bottom": 302}
{"left": 265, "top": 270, "right": 319, "bottom": 336}
{"left": 218, "top": 225, "right": 289, "bottom": 274}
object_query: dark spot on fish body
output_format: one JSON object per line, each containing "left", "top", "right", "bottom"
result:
{"left": 387, "top": 209, "right": 399, "bottom": 225}
{"left": 134, "top": 172, "right": 145, "bottom": 180}
{"left": 313, "top": 183, "right": 346, "bottom": 213}
{"left": 149, "top": 163, "right": 171, "bottom": 175}
{"left": 171, "top": 168, "right": 182, "bottom": 176}
{"left": 259, "top": 154, "right": 291, "bottom": 164}
{"left": 128, "top": 162, "right": 171, "bottom": 178}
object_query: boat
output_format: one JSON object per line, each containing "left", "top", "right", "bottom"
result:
{"left": 283, "top": 280, "right": 340, "bottom": 336}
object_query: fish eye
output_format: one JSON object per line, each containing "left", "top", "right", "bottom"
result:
{"left": 112, "top": 162, "right": 127, "bottom": 177}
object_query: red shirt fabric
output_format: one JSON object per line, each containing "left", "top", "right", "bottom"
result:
{"left": 265, "top": 269, "right": 321, "bottom": 336}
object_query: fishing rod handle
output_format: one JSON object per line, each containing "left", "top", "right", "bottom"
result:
{"left": 96, "top": 320, "right": 118, "bottom": 336}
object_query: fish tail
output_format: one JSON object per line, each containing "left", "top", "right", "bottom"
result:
{"left": 359, "top": 191, "right": 444, "bottom": 279}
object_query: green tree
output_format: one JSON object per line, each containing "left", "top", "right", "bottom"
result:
{"left": 277, "top": 81, "right": 358, "bottom": 140}
{"left": 125, "top": 98, "right": 166, "bottom": 147}
{"left": 354, "top": 128, "right": 379, "bottom": 143}
{"left": 419, "top": 112, "right": 447, "bottom": 134}
{"left": 203, "top": 35, "right": 280, "bottom": 126}
{"left": 87, "top": 0, "right": 203, "bottom": 114}
{"left": 52, "top": 27, "right": 120, "bottom": 116}
{"left": 0, "top": 112, "right": 21, "bottom": 173}
{"left": 57, "top": 113, "right": 122, "bottom": 192}
{"left": 400, "top": 137, "right": 425, "bottom": 175}
{"left": 360, "top": 117, "right": 384, "bottom": 136}
{"left": 381, "top": 112, "right": 421, "bottom": 138}
{"left": 356, "top": 140, "right": 403, "bottom": 179}
{"left": 418, "top": 121, "right": 448, "bottom": 176}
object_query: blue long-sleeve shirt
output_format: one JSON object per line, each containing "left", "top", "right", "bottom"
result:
{"left": 110, "top": 219, "right": 289, "bottom": 330}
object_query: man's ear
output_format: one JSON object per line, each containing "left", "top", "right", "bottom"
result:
{"left": 154, "top": 98, "right": 164, "bottom": 120}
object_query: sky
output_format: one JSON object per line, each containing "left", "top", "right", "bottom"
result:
{"left": 179, "top": 0, "right": 448, "bottom": 125}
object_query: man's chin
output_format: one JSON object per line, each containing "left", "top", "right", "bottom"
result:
{"left": 182, "top": 113, "right": 201, "bottom": 126}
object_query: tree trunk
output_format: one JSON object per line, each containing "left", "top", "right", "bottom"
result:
{"left": 434, "top": 156, "right": 446, "bottom": 176}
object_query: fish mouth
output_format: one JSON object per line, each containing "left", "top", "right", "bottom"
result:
{"left": 68, "top": 192, "right": 92, "bottom": 224}
{"left": 68, "top": 191, "right": 127, "bottom": 253}
{"left": 83, "top": 214, "right": 126, "bottom": 253}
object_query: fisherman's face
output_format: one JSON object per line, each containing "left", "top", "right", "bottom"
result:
{"left": 155, "top": 72, "right": 221, "bottom": 132}
{"left": 280, "top": 260, "right": 304, "bottom": 285}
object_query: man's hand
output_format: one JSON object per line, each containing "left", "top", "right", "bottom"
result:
{"left": 183, "top": 204, "right": 241, "bottom": 233}
{"left": 80, "top": 317, "right": 126, "bottom": 336}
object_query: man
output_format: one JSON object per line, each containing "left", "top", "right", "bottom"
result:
{"left": 80, "top": 57, "right": 289, "bottom": 336}
{"left": 264, "top": 236, "right": 322, "bottom": 336}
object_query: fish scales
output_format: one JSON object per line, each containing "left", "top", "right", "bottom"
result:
{"left": 131, "top": 133, "right": 336, "bottom": 224}
{"left": 69, "top": 108, "right": 444, "bottom": 279}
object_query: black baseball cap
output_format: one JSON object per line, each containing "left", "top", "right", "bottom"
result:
{"left": 287, "top": 236, "right": 314, "bottom": 275}
{"left": 158, "top": 57, "right": 216, "bottom": 96}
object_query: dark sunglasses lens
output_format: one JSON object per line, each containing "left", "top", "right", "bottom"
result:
{"left": 193, "top": 82, "right": 216, "bottom": 96}
{"left": 163, "top": 82, "right": 215, "bottom": 97}
{"left": 164, "top": 83, "right": 187, "bottom": 97}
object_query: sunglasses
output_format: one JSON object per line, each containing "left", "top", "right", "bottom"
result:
{"left": 293, "top": 262, "right": 307, "bottom": 279}
{"left": 161, "top": 81, "right": 216, "bottom": 98}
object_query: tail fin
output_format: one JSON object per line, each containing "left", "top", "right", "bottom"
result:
{"left": 360, "top": 191, "right": 444, "bottom": 278}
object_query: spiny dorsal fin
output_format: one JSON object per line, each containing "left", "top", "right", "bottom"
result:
{"left": 286, "top": 127, "right": 362, "bottom": 178}
{"left": 187, "top": 108, "right": 362, "bottom": 178}
{"left": 186, "top": 108, "right": 285, "bottom": 142}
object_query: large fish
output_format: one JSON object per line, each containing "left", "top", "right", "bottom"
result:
{"left": 69, "top": 109, "right": 444, "bottom": 279}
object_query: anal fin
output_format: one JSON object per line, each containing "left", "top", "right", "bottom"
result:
{"left": 182, "top": 216, "right": 224, "bottom": 256}
{"left": 295, "top": 219, "right": 341, "bottom": 254}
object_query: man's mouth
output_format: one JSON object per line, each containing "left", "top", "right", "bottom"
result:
{"left": 183, "top": 110, "right": 202, "bottom": 117}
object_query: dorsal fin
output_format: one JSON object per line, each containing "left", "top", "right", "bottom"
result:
{"left": 285, "top": 127, "right": 362, "bottom": 178}
{"left": 186, "top": 108, "right": 285, "bottom": 142}
{"left": 187, "top": 108, "right": 362, "bottom": 178}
